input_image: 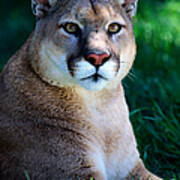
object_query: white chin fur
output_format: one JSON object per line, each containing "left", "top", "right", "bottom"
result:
{"left": 78, "top": 77, "right": 109, "bottom": 91}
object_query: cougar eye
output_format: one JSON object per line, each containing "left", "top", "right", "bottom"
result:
{"left": 63, "top": 23, "right": 81, "bottom": 36}
{"left": 108, "top": 23, "right": 122, "bottom": 34}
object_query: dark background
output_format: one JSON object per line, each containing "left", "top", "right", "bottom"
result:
{"left": 0, "top": 0, "right": 180, "bottom": 179}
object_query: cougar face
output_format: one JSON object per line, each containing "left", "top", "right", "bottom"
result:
{"left": 32, "top": 0, "right": 136, "bottom": 91}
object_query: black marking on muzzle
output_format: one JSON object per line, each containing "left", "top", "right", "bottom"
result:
{"left": 67, "top": 52, "right": 84, "bottom": 78}
{"left": 67, "top": 55, "right": 77, "bottom": 77}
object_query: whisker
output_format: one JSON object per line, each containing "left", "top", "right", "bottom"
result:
{"left": 127, "top": 69, "right": 136, "bottom": 81}
{"left": 120, "top": 61, "right": 126, "bottom": 64}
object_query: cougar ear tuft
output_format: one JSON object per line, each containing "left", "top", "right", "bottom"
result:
{"left": 31, "top": 0, "right": 57, "bottom": 18}
{"left": 119, "top": 0, "right": 138, "bottom": 19}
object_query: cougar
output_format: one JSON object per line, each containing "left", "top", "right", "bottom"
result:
{"left": 0, "top": 0, "right": 162, "bottom": 179}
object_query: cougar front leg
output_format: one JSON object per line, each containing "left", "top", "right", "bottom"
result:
{"left": 126, "top": 159, "right": 162, "bottom": 180}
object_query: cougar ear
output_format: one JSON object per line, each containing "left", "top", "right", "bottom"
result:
{"left": 119, "top": 0, "right": 138, "bottom": 19}
{"left": 31, "top": 0, "right": 57, "bottom": 18}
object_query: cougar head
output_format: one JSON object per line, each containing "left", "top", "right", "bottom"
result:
{"left": 30, "top": 0, "right": 138, "bottom": 91}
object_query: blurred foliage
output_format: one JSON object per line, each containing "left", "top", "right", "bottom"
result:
{"left": 0, "top": 0, "right": 180, "bottom": 179}
{"left": 0, "top": 0, "right": 34, "bottom": 69}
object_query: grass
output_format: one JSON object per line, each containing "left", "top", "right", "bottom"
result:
{"left": 0, "top": 0, "right": 180, "bottom": 179}
{"left": 24, "top": 170, "right": 31, "bottom": 180}
{"left": 129, "top": 101, "right": 180, "bottom": 179}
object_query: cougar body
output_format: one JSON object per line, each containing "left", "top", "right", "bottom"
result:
{"left": 0, "top": 0, "right": 162, "bottom": 179}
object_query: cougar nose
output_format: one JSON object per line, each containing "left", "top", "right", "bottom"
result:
{"left": 85, "top": 53, "right": 110, "bottom": 66}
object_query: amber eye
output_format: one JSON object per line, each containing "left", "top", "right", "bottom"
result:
{"left": 108, "top": 23, "right": 122, "bottom": 34}
{"left": 64, "top": 23, "right": 80, "bottom": 36}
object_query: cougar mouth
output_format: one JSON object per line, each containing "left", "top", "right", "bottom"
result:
{"left": 80, "top": 73, "right": 108, "bottom": 82}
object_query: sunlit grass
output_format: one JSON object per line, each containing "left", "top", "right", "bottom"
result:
{"left": 24, "top": 170, "right": 31, "bottom": 180}
{"left": 129, "top": 100, "right": 180, "bottom": 178}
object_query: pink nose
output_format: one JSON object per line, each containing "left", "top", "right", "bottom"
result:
{"left": 86, "top": 53, "right": 110, "bottom": 66}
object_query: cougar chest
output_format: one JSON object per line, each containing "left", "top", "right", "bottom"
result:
{"left": 81, "top": 89, "right": 139, "bottom": 179}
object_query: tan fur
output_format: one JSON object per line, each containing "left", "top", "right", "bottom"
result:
{"left": 0, "top": 0, "right": 162, "bottom": 179}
